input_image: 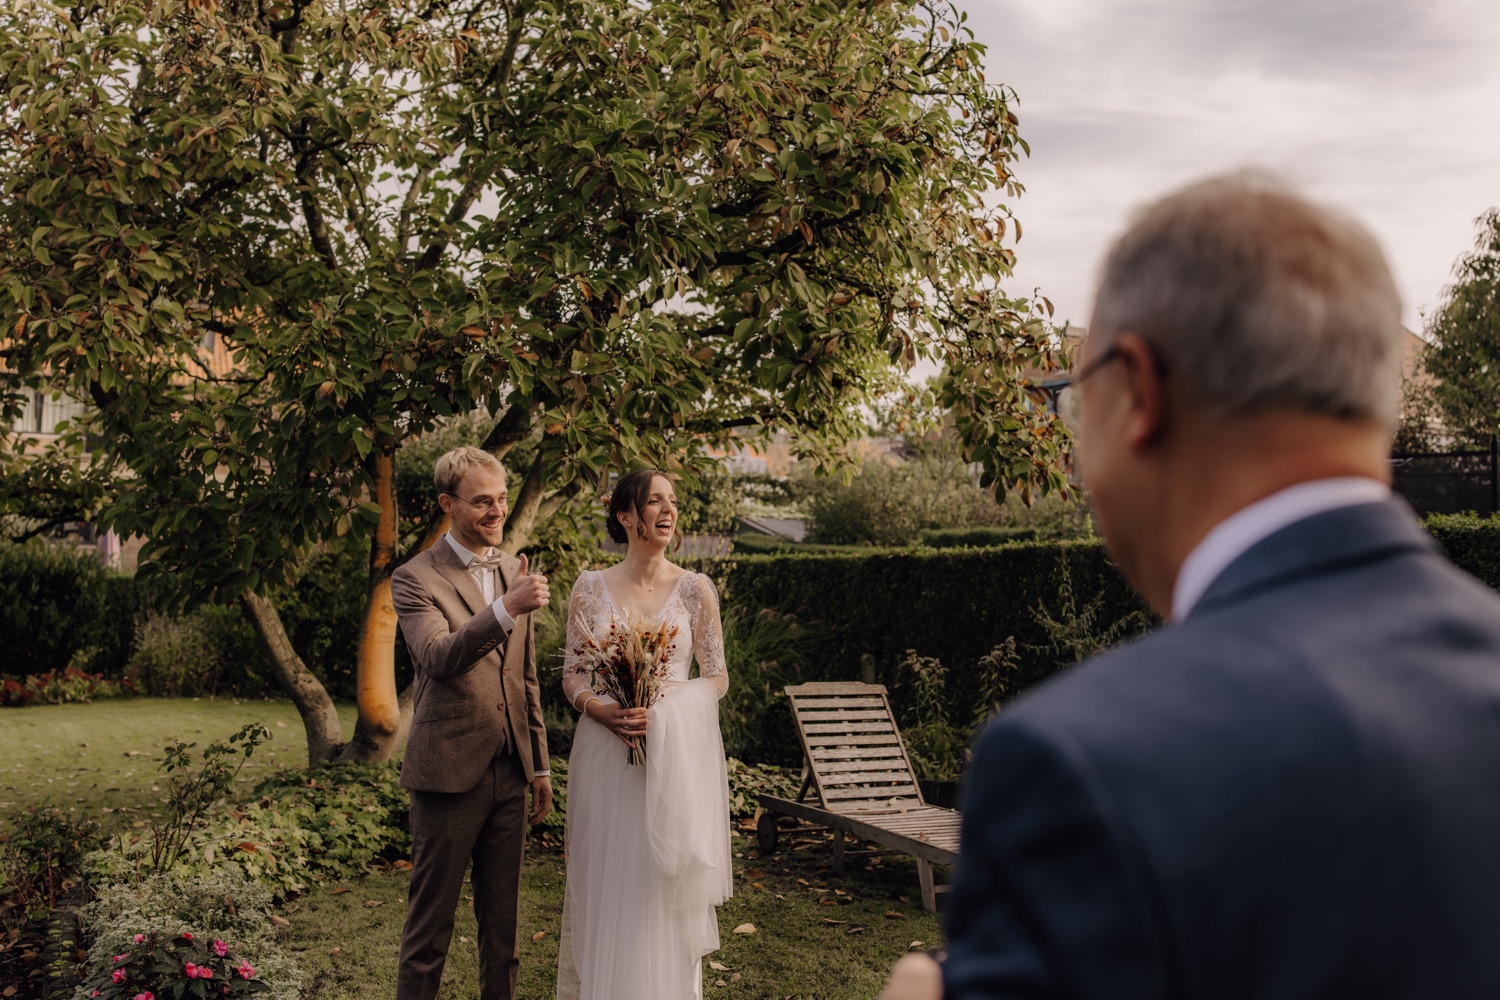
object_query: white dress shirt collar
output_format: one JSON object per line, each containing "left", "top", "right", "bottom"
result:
{"left": 444, "top": 531, "right": 491, "bottom": 566}
{"left": 1171, "top": 477, "right": 1391, "bottom": 623}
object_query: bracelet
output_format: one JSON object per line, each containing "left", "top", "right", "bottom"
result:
{"left": 577, "top": 694, "right": 601, "bottom": 716}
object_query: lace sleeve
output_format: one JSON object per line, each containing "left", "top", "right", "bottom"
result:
{"left": 562, "top": 572, "right": 604, "bottom": 711}
{"left": 686, "top": 573, "right": 729, "bottom": 699}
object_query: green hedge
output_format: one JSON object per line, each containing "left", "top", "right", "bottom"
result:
{"left": 710, "top": 540, "right": 1152, "bottom": 719}
{"left": 918, "top": 525, "right": 1048, "bottom": 548}
{"left": 0, "top": 540, "right": 137, "bottom": 676}
{"left": 709, "top": 513, "right": 1500, "bottom": 741}
{"left": 1424, "top": 513, "right": 1500, "bottom": 585}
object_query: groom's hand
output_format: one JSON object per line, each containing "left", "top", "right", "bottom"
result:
{"left": 503, "top": 554, "right": 551, "bottom": 618}
{"left": 529, "top": 775, "right": 554, "bottom": 825}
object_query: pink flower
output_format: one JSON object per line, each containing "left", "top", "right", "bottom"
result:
{"left": 182, "top": 932, "right": 194, "bottom": 940}
{"left": 200, "top": 967, "right": 214, "bottom": 979}
{"left": 213, "top": 939, "right": 228, "bottom": 957}
{"left": 184, "top": 963, "right": 199, "bottom": 978}
{"left": 112, "top": 969, "right": 126, "bottom": 984}
{"left": 237, "top": 961, "right": 256, "bottom": 980}
{"left": 134, "top": 933, "right": 145, "bottom": 943}
{"left": 134, "top": 993, "right": 155, "bottom": 1000}
{"left": 114, "top": 953, "right": 130, "bottom": 964}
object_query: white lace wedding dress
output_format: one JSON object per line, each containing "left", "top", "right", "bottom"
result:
{"left": 556, "top": 570, "right": 733, "bottom": 1000}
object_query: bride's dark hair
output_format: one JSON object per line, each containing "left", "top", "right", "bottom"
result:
{"left": 605, "top": 469, "right": 677, "bottom": 546}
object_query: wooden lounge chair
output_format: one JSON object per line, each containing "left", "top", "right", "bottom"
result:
{"left": 755, "top": 681, "right": 962, "bottom": 912}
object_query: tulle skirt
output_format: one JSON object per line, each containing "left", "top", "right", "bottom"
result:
{"left": 557, "top": 679, "right": 733, "bottom": 1000}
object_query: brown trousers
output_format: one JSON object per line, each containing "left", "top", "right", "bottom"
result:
{"left": 397, "top": 752, "right": 529, "bottom": 1000}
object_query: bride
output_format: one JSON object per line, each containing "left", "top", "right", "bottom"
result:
{"left": 557, "top": 469, "right": 733, "bottom": 1000}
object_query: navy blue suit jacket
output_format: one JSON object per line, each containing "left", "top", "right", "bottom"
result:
{"left": 944, "top": 500, "right": 1500, "bottom": 999}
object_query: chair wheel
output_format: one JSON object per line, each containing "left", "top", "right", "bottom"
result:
{"left": 756, "top": 811, "right": 780, "bottom": 855}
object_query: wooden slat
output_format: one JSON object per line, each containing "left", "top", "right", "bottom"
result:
{"left": 813, "top": 759, "right": 911, "bottom": 774}
{"left": 802, "top": 722, "right": 896, "bottom": 735}
{"left": 823, "top": 786, "right": 919, "bottom": 801}
{"left": 796, "top": 709, "right": 892, "bottom": 721}
{"left": 786, "top": 682, "right": 888, "bottom": 696}
{"left": 793, "top": 698, "right": 888, "bottom": 712}
{"left": 822, "top": 774, "right": 919, "bottom": 790}
{"left": 809, "top": 746, "right": 906, "bottom": 761}
{"left": 805, "top": 734, "right": 902, "bottom": 748}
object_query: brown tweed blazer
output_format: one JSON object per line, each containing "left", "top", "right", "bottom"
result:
{"left": 391, "top": 540, "right": 549, "bottom": 793}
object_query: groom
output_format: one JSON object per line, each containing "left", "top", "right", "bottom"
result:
{"left": 391, "top": 445, "right": 553, "bottom": 1000}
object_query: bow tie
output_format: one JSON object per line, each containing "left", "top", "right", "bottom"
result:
{"left": 470, "top": 552, "right": 504, "bottom": 573}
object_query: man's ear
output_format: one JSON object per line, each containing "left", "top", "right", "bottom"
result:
{"left": 1113, "top": 333, "right": 1171, "bottom": 450}
{"left": 437, "top": 493, "right": 454, "bottom": 514}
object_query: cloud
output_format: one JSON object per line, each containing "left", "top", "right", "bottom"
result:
{"left": 960, "top": 0, "right": 1500, "bottom": 329}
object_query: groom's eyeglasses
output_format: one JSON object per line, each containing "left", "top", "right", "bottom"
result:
{"left": 445, "top": 493, "right": 508, "bottom": 513}
{"left": 1057, "top": 341, "right": 1168, "bottom": 434}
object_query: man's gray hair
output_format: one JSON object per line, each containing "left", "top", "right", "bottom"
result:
{"left": 433, "top": 446, "right": 505, "bottom": 496}
{"left": 1089, "top": 171, "right": 1404, "bottom": 424}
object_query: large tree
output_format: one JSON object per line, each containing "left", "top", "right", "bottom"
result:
{"left": 1412, "top": 209, "right": 1500, "bottom": 449}
{"left": 0, "top": 0, "right": 1069, "bottom": 763}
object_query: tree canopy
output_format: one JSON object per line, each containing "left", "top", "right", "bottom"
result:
{"left": 1412, "top": 209, "right": 1500, "bottom": 449}
{"left": 0, "top": 0, "right": 1069, "bottom": 760}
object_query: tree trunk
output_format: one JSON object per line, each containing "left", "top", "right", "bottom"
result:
{"left": 239, "top": 590, "right": 344, "bottom": 765}
{"left": 341, "top": 453, "right": 405, "bottom": 763}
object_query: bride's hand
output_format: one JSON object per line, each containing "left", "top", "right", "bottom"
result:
{"left": 588, "top": 702, "right": 649, "bottom": 747}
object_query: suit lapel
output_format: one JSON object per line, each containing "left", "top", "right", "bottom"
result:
{"left": 1188, "top": 499, "right": 1434, "bottom": 622}
{"left": 431, "top": 539, "right": 489, "bottom": 618}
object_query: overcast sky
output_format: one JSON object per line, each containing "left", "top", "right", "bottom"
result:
{"left": 961, "top": 0, "right": 1500, "bottom": 334}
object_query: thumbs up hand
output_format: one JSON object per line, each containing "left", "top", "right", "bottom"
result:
{"left": 502, "top": 553, "right": 551, "bottom": 618}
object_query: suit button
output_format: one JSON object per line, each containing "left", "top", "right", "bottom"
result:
{"left": 497, "top": 702, "right": 505, "bottom": 711}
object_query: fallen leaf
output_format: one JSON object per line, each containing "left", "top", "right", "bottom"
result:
{"left": 276, "top": 722, "right": 287, "bottom": 728}
{"left": 709, "top": 961, "right": 733, "bottom": 971}
{"left": 796, "top": 878, "right": 809, "bottom": 886}
{"left": 820, "top": 918, "right": 847, "bottom": 925}
{"left": 885, "top": 910, "right": 906, "bottom": 919}
{"left": 364, "top": 900, "right": 384, "bottom": 908}
{"left": 3, "top": 986, "right": 16, "bottom": 997}
{"left": 846, "top": 925, "right": 866, "bottom": 935}
{"left": 899, "top": 895, "right": 910, "bottom": 903}
{"left": 332, "top": 887, "right": 351, "bottom": 895}
{"left": 834, "top": 889, "right": 847, "bottom": 896}
{"left": 328, "top": 947, "right": 341, "bottom": 956}
{"left": 391, "top": 859, "right": 413, "bottom": 870}
{"left": 731, "top": 973, "right": 742, "bottom": 982}
{"left": 745, "top": 869, "right": 764, "bottom": 879}
{"left": 532, "top": 931, "right": 547, "bottom": 942}
{"left": 909, "top": 940, "right": 926, "bottom": 950}
{"left": 751, "top": 882, "right": 764, "bottom": 890}
{"left": 819, "top": 899, "right": 838, "bottom": 906}
{"left": 715, "top": 980, "right": 727, "bottom": 988}
{"left": 732, "top": 923, "right": 756, "bottom": 935}
{"left": 269, "top": 915, "right": 291, "bottom": 928}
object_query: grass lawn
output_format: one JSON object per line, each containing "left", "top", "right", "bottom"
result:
{"left": 3, "top": 699, "right": 946, "bottom": 999}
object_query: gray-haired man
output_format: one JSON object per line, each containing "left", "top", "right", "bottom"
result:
{"left": 887, "top": 173, "right": 1500, "bottom": 998}
{"left": 392, "top": 446, "right": 552, "bottom": 1000}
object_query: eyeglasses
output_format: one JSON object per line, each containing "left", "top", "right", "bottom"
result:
{"left": 1057, "top": 342, "right": 1167, "bottom": 434}
{"left": 445, "top": 493, "right": 508, "bottom": 513}
{"left": 1058, "top": 345, "right": 1122, "bottom": 434}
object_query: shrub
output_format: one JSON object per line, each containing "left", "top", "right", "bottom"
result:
{"left": 0, "top": 804, "right": 103, "bottom": 917}
{"left": 78, "top": 867, "right": 299, "bottom": 1000}
{"left": 76, "top": 929, "right": 274, "bottom": 1000}
{"left": 87, "top": 754, "right": 412, "bottom": 900}
{"left": 717, "top": 607, "right": 824, "bottom": 768}
{"left": 0, "top": 667, "right": 132, "bottom": 707}
{"left": 127, "top": 611, "right": 225, "bottom": 698}
{"left": 725, "top": 759, "right": 800, "bottom": 818}
{"left": 0, "top": 539, "right": 137, "bottom": 676}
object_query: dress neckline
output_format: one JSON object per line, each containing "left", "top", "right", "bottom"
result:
{"left": 596, "top": 569, "right": 691, "bottom": 623}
